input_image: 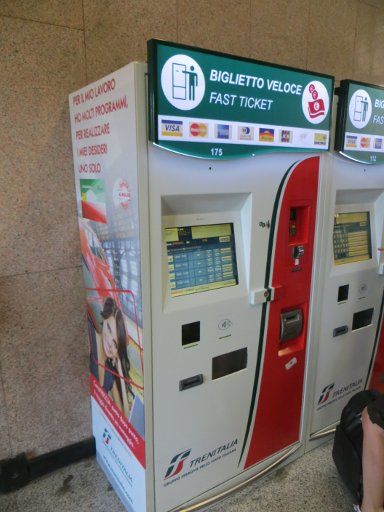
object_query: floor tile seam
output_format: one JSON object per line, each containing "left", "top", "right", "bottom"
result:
{"left": 0, "top": 264, "right": 82, "bottom": 281}
{"left": 0, "top": 13, "right": 84, "bottom": 32}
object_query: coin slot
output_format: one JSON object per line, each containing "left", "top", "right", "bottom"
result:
{"left": 333, "top": 325, "right": 349, "bottom": 337}
{"left": 179, "top": 374, "right": 204, "bottom": 391}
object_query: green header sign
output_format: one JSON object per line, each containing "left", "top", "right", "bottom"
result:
{"left": 335, "top": 80, "right": 384, "bottom": 165}
{"left": 147, "top": 40, "right": 334, "bottom": 160}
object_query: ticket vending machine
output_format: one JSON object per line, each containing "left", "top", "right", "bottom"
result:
{"left": 306, "top": 80, "right": 384, "bottom": 448}
{"left": 69, "top": 40, "right": 333, "bottom": 512}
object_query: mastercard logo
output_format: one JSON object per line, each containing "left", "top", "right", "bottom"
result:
{"left": 189, "top": 122, "right": 208, "bottom": 137}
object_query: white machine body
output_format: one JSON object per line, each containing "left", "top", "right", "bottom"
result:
{"left": 307, "top": 153, "right": 384, "bottom": 442}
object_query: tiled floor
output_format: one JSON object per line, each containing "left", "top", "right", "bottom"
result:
{"left": 0, "top": 441, "right": 354, "bottom": 512}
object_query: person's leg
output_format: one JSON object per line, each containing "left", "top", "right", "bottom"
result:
{"left": 361, "top": 407, "right": 384, "bottom": 512}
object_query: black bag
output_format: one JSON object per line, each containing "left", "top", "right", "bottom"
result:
{"left": 332, "top": 389, "right": 380, "bottom": 504}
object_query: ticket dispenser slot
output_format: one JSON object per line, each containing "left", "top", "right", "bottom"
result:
{"left": 280, "top": 309, "right": 303, "bottom": 341}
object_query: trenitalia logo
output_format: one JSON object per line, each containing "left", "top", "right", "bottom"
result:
{"left": 164, "top": 449, "right": 191, "bottom": 479}
{"left": 164, "top": 439, "right": 238, "bottom": 486}
{"left": 318, "top": 383, "right": 335, "bottom": 405}
{"left": 103, "top": 428, "right": 112, "bottom": 445}
{"left": 101, "top": 429, "right": 132, "bottom": 484}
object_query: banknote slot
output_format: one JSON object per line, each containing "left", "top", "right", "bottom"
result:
{"left": 212, "top": 348, "right": 247, "bottom": 380}
{"left": 352, "top": 308, "right": 374, "bottom": 330}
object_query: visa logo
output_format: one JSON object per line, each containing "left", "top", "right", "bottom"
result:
{"left": 162, "top": 120, "right": 183, "bottom": 137}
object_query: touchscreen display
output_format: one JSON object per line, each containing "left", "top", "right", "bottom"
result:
{"left": 333, "top": 211, "right": 372, "bottom": 265}
{"left": 165, "top": 223, "right": 238, "bottom": 297}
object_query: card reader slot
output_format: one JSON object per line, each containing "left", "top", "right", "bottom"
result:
{"left": 179, "top": 374, "right": 204, "bottom": 391}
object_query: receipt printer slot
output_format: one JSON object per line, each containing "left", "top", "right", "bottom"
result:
{"left": 281, "top": 309, "right": 303, "bottom": 341}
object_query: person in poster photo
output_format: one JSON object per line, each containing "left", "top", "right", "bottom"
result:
{"left": 101, "top": 297, "right": 135, "bottom": 418}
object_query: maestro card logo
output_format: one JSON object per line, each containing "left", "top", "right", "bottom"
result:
{"left": 302, "top": 81, "right": 330, "bottom": 124}
{"left": 161, "top": 54, "right": 205, "bottom": 110}
{"left": 349, "top": 89, "right": 372, "bottom": 129}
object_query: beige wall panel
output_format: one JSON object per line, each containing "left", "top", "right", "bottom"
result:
{"left": 353, "top": 2, "right": 384, "bottom": 85}
{"left": 370, "top": 12, "right": 384, "bottom": 85}
{"left": 0, "top": 268, "right": 89, "bottom": 456}
{"left": 362, "top": 0, "right": 384, "bottom": 9}
{"left": 353, "top": 3, "right": 376, "bottom": 83}
{"left": 307, "top": 0, "right": 358, "bottom": 81}
{"left": 0, "top": 18, "right": 86, "bottom": 278}
{"left": 84, "top": 0, "right": 177, "bottom": 82}
{"left": 0, "top": 0, "right": 83, "bottom": 29}
{"left": 0, "top": 362, "right": 12, "bottom": 459}
{"left": 177, "top": 0, "right": 251, "bottom": 57}
{"left": 249, "top": 0, "right": 309, "bottom": 68}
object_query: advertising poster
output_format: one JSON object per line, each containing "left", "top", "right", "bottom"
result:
{"left": 69, "top": 66, "right": 145, "bottom": 512}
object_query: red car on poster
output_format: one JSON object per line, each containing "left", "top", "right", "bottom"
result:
{"left": 78, "top": 218, "right": 121, "bottom": 331}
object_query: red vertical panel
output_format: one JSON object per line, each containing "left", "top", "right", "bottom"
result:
{"left": 369, "top": 319, "right": 384, "bottom": 393}
{"left": 245, "top": 156, "right": 319, "bottom": 468}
